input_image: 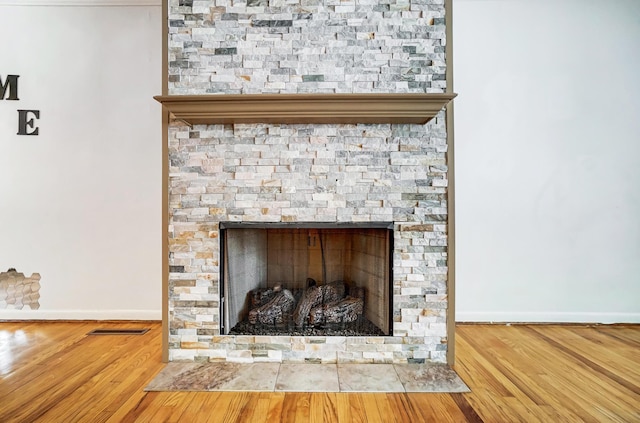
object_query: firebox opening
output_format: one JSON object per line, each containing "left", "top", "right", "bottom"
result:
{"left": 220, "top": 222, "right": 393, "bottom": 336}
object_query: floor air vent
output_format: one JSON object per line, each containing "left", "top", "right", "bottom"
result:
{"left": 87, "top": 328, "right": 149, "bottom": 335}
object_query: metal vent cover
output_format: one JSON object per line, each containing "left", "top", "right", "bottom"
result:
{"left": 87, "top": 328, "right": 149, "bottom": 335}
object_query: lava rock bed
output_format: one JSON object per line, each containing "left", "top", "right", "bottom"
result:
{"left": 228, "top": 317, "right": 386, "bottom": 336}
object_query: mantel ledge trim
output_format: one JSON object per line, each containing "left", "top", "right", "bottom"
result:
{"left": 154, "top": 93, "right": 457, "bottom": 125}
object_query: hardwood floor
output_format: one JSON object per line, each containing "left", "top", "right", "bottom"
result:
{"left": 0, "top": 322, "right": 638, "bottom": 422}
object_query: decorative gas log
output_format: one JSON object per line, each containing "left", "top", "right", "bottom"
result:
{"left": 292, "top": 280, "right": 346, "bottom": 327}
{"left": 322, "top": 280, "right": 346, "bottom": 303}
{"left": 292, "top": 285, "right": 321, "bottom": 327}
{"left": 249, "top": 284, "right": 281, "bottom": 309}
{"left": 248, "top": 289, "right": 295, "bottom": 325}
{"left": 308, "top": 296, "right": 364, "bottom": 324}
{"left": 247, "top": 280, "right": 365, "bottom": 327}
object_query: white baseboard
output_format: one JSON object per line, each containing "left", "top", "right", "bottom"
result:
{"left": 456, "top": 311, "right": 640, "bottom": 324}
{"left": 0, "top": 0, "right": 161, "bottom": 6}
{"left": 0, "top": 309, "right": 161, "bottom": 321}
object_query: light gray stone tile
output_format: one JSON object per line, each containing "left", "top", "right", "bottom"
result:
{"left": 338, "top": 364, "right": 405, "bottom": 392}
{"left": 144, "top": 362, "right": 280, "bottom": 391}
{"left": 275, "top": 363, "right": 339, "bottom": 392}
{"left": 393, "top": 363, "right": 470, "bottom": 393}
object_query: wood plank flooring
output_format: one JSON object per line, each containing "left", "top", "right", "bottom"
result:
{"left": 0, "top": 321, "right": 638, "bottom": 422}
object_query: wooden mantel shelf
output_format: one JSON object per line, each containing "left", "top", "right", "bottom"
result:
{"left": 154, "top": 93, "right": 456, "bottom": 125}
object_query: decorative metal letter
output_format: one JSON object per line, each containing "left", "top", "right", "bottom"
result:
{"left": 17, "top": 110, "right": 40, "bottom": 136}
{"left": 0, "top": 75, "right": 19, "bottom": 100}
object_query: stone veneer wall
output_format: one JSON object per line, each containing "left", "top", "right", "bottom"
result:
{"left": 167, "top": 0, "right": 450, "bottom": 363}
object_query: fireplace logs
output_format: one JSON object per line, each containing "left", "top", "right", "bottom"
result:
{"left": 293, "top": 280, "right": 346, "bottom": 326}
{"left": 246, "top": 280, "right": 365, "bottom": 328}
{"left": 247, "top": 289, "right": 295, "bottom": 325}
{"left": 309, "top": 297, "right": 364, "bottom": 325}
{"left": 249, "top": 284, "right": 281, "bottom": 309}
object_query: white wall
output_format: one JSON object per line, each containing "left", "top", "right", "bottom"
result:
{"left": 453, "top": 0, "right": 640, "bottom": 322}
{"left": 0, "top": 1, "right": 162, "bottom": 319}
{"left": 2, "top": 0, "right": 638, "bottom": 323}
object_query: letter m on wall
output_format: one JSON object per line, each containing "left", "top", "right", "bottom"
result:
{"left": 0, "top": 75, "right": 19, "bottom": 100}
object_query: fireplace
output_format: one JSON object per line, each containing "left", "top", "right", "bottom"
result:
{"left": 163, "top": 120, "right": 452, "bottom": 363}
{"left": 160, "top": 0, "right": 455, "bottom": 364}
{"left": 221, "top": 223, "right": 393, "bottom": 337}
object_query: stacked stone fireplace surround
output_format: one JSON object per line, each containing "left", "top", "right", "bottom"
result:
{"left": 166, "top": 0, "right": 451, "bottom": 363}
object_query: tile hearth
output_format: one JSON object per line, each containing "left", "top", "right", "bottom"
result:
{"left": 145, "top": 362, "right": 469, "bottom": 393}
